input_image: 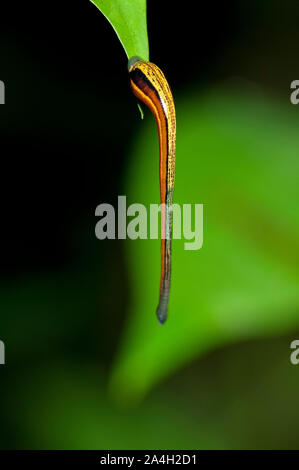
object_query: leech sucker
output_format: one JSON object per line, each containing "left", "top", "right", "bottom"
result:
{"left": 128, "top": 57, "right": 176, "bottom": 324}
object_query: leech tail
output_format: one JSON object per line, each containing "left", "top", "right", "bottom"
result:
{"left": 156, "top": 191, "right": 173, "bottom": 324}
{"left": 156, "top": 243, "right": 171, "bottom": 324}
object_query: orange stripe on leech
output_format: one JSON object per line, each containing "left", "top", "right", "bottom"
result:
{"left": 129, "top": 80, "right": 168, "bottom": 205}
{"left": 129, "top": 78, "right": 168, "bottom": 289}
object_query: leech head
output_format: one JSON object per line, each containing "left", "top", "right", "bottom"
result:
{"left": 128, "top": 56, "right": 145, "bottom": 72}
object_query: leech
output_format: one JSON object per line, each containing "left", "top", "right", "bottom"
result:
{"left": 128, "top": 57, "right": 176, "bottom": 324}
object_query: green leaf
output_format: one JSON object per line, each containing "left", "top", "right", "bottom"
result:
{"left": 109, "top": 88, "right": 299, "bottom": 403}
{"left": 90, "top": 0, "right": 149, "bottom": 61}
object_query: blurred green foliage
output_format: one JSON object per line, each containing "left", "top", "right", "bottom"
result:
{"left": 5, "top": 336, "right": 299, "bottom": 449}
{"left": 1, "top": 85, "right": 299, "bottom": 449}
{"left": 110, "top": 86, "right": 299, "bottom": 403}
{"left": 90, "top": 0, "right": 149, "bottom": 60}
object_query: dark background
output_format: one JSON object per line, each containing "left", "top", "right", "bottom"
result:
{"left": 0, "top": 0, "right": 243, "bottom": 374}
{"left": 1, "top": 0, "right": 298, "bottom": 280}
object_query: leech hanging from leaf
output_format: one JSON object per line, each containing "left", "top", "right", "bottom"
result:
{"left": 128, "top": 57, "right": 176, "bottom": 324}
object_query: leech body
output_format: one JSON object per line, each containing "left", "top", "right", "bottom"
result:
{"left": 128, "top": 57, "right": 176, "bottom": 324}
